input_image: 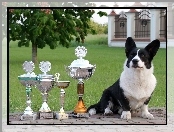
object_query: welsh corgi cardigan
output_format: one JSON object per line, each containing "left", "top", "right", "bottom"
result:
{"left": 87, "top": 37, "right": 160, "bottom": 120}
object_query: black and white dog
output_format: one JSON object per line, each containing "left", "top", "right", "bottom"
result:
{"left": 87, "top": 37, "right": 160, "bottom": 120}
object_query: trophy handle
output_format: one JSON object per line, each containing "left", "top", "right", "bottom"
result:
{"left": 54, "top": 73, "right": 60, "bottom": 82}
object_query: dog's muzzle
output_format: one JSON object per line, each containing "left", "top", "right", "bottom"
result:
{"left": 132, "top": 59, "right": 140, "bottom": 68}
{"left": 132, "top": 59, "right": 139, "bottom": 64}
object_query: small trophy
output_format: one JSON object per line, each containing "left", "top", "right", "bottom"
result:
{"left": 54, "top": 73, "right": 70, "bottom": 120}
{"left": 36, "top": 61, "right": 55, "bottom": 119}
{"left": 18, "top": 61, "right": 37, "bottom": 120}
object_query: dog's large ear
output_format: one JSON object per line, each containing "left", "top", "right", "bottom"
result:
{"left": 145, "top": 39, "right": 160, "bottom": 59}
{"left": 125, "top": 37, "right": 136, "bottom": 58}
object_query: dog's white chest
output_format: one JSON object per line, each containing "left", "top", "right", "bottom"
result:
{"left": 120, "top": 69, "right": 156, "bottom": 110}
{"left": 125, "top": 96, "right": 147, "bottom": 110}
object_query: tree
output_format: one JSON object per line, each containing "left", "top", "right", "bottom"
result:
{"left": 103, "top": 24, "right": 108, "bottom": 34}
{"left": 88, "top": 20, "right": 108, "bottom": 34}
{"left": 6, "top": 2, "right": 107, "bottom": 63}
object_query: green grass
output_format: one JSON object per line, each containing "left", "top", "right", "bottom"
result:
{"left": 67, "top": 34, "right": 108, "bottom": 47}
{"left": 9, "top": 35, "right": 166, "bottom": 113}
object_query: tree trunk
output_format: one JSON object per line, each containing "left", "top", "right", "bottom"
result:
{"left": 32, "top": 43, "right": 37, "bottom": 64}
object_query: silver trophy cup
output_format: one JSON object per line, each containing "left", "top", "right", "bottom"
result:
{"left": 36, "top": 61, "right": 55, "bottom": 119}
{"left": 18, "top": 61, "right": 37, "bottom": 120}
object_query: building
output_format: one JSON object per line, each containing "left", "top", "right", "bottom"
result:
{"left": 108, "top": 2, "right": 174, "bottom": 48}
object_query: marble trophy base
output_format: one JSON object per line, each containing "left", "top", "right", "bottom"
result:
{"left": 21, "top": 114, "right": 37, "bottom": 120}
{"left": 56, "top": 112, "right": 69, "bottom": 120}
{"left": 20, "top": 106, "right": 37, "bottom": 120}
{"left": 37, "top": 112, "right": 54, "bottom": 119}
{"left": 73, "top": 112, "right": 89, "bottom": 118}
{"left": 38, "top": 101, "right": 54, "bottom": 119}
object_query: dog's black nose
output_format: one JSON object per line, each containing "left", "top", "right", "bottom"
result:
{"left": 132, "top": 59, "right": 139, "bottom": 64}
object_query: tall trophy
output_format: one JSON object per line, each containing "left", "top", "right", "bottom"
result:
{"left": 65, "top": 46, "right": 96, "bottom": 118}
{"left": 18, "top": 61, "right": 37, "bottom": 120}
{"left": 54, "top": 73, "right": 70, "bottom": 120}
{"left": 36, "top": 61, "right": 55, "bottom": 119}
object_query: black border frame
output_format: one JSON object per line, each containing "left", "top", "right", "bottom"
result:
{"left": 7, "top": 6, "right": 167, "bottom": 125}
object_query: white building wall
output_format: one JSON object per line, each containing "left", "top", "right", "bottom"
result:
{"left": 108, "top": 13, "right": 115, "bottom": 47}
{"left": 125, "top": 12, "right": 135, "bottom": 38}
{"left": 150, "top": 9, "right": 160, "bottom": 41}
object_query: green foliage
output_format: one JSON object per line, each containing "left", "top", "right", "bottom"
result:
{"left": 97, "top": 11, "right": 108, "bottom": 17}
{"left": 8, "top": 8, "right": 107, "bottom": 49}
{"left": 104, "top": 24, "right": 108, "bottom": 34}
{"left": 69, "top": 34, "right": 108, "bottom": 47}
{"left": 5, "top": 2, "right": 107, "bottom": 63}
{"left": 88, "top": 20, "right": 108, "bottom": 34}
{"left": 2, "top": 2, "right": 103, "bottom": 41}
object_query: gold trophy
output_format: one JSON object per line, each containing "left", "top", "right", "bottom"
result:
{"left": 65, "top": 46, "right": 96, "bottom": 117}
{"left": 54, "top": 73, "right": 70, "bottom": 120}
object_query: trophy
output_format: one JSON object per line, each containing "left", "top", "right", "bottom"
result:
{"left": 36, "top": 61, "right": 55, "bottom": 119}
{"left": 54, "top": 73, "right": 70, "bottom": 120}
{"left": 65, "top": 46, "right": 96, "bottom": 118}
{"left": 18, "top": 61, "right": 37, "bottom": 120}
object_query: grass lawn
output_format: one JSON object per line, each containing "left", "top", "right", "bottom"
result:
{"left": 8, "top": 35, "right": 166, "bottom": 113}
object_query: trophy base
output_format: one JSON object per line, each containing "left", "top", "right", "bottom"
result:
{"left": 38, "top": 112, "right": 54, "bottom": 119}
{"left": 56, "top": 113, "right": 68, "bottom": 120}
{"left": 21, "top": 114, "right": 37, "bottom": 121}
{"left": 74, "top": 98, "right": 87, "bottom": 113}
{"left": 73, "top": 112, "right": 89, "bottom": 118}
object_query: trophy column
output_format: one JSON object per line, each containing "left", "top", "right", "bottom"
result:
{"left": 74, "top": 80, "right": 87, "bottom": 114}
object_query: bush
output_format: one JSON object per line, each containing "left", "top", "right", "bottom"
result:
{"left": 69, "top": 34, "right": 108, "bottom": 47}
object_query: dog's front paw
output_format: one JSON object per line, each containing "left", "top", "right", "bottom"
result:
{"left": 141, "top": 111, "right": 154, "bottom": 119}
{"left": 121, "top": 111, "right": 131, "bottom": 120}
{"left": 88, "top": 108, "right": 96, "bottom": 116}
{"left": 141, "top": 105, "right": 154, "bottom": 119}
{"left": 104, "top": 107, "right": 113, "bottom": 115}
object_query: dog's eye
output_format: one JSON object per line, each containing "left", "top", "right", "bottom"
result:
{"left": 141, "top": 54, "right": 145, "bottom": 57}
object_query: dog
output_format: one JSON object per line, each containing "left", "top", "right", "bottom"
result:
{"left": 87, "top": 37, "right": 160, "bottom": 120}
